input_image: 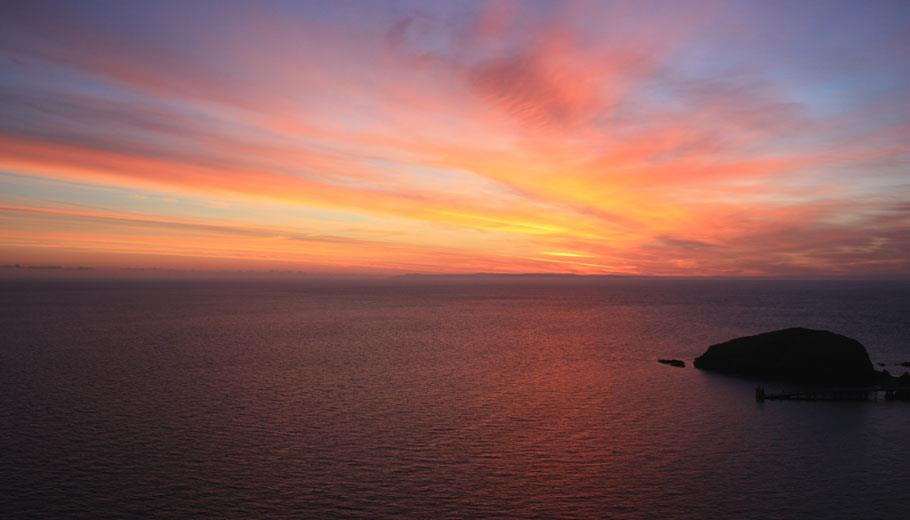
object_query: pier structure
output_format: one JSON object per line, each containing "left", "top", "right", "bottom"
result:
{"left": 755, "top": 386, "right": 909, "bottom": 402}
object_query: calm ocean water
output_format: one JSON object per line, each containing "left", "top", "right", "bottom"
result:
{"left": 1, "top": 278, "right": 909, "bottom": 519}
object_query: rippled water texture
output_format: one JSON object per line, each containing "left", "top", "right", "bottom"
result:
{"left": 2, "top": 278, "right": 909, "bottom": 519}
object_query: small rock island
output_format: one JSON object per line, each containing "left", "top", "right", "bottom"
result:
{"left": 694, "top": 327, "right": 875, "bottom": 385}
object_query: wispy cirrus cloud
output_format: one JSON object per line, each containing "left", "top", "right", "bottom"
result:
{"left": 1, "top": 0, "right": 908, "bottom": 275}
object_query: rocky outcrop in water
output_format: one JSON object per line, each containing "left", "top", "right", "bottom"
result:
{"left": 658, "top": 359, "right": 685, "bottom": 368}
{"left": 694, "top": 328, "right": 875, "bottom": 385}
{"left": 884, "top": 372, "right": 910, "bottom": 400}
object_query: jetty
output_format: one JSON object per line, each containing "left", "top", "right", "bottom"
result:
{"left": 755, "top": 386, "right": 909, "bottom": 402}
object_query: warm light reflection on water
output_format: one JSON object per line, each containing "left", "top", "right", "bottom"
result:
{"left": 1, "top": 279, "right": 909, "bottom": 518}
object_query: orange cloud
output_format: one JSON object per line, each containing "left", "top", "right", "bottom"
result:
{"left": 1, "top": 1, "right": 908, "bottom": 276}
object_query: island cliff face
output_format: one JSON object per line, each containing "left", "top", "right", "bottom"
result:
{"left": 694, "top": 328, "right": 875, "bottom": 385}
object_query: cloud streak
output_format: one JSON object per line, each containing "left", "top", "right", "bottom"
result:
{"left": 1, "top": 0, "right": 908, "bottom": 276}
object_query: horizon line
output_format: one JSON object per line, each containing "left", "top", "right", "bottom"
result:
{"left": 2, "top": 264, "right": 909, "bottom": 283}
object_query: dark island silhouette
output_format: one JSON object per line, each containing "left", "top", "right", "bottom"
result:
{"left": 693, "top": 327, "right": 910, "bottom": 400}
{"left": 695, "top": 327, "right": 876, "bottom": 385}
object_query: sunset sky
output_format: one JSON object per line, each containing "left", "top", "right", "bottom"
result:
{"left": 1, "top": 0, "right": 908, "bottom": 276}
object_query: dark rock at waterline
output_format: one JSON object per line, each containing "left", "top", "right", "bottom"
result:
{"left": 871, "top": 369, "right": 910, "bottom": 389}
{"left": 658, "top": 359, "right": 686, "bottom": 368}
{"left": 888, "top": 373, "right": 910, "bottom": 401}
{"left": 875, "top": 369, "right": 894, "bottom": 385}
{"left": 881, "top": 371, "right": 910, "bottom": 387}
{"left": 694, "top": 328, "right": 875, "bottom": 385}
